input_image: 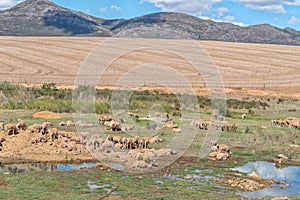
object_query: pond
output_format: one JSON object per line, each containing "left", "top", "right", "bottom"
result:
{"left": 0, "top": 162, "right": 97, "bottom": 174}
{"left": 232, "top": 161, "right": 300, "bottom": 198}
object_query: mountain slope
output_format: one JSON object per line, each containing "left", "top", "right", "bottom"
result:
{"left": 111, "top": 12, "right": 300, "bottom": 45}
{"left": 0, "top": 0, "right": 111, "bottom": 36}
{"left": 1, "top": 0, "right": 300, "bottom": 45}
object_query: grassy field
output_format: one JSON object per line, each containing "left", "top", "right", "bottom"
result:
{"left": 0, "top": 84, "right": 299, "bottom": 199}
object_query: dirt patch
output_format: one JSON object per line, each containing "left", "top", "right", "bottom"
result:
{"left": 0, "top": 130, "right": 95, "bottom": 165}
{"left": 33, "top": 111, "right": 61, "bottom": 119}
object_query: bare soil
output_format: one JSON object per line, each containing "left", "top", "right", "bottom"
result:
{"left": 0, "top": 37, "right": 299, "bottom": 98}
{"left": 0, "top": 130, "right": 95, "bottom": 165}
{"left": 32, "top": 111, "right": 62, "bottom": 119}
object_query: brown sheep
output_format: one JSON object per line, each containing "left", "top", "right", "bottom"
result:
{"left": 107, "top": 135, "right": 113, "bottom": 141}
{"left": 216, "top": 152, "right": 230, "bottom": 160}
{"left": 28, "top": 124, "right": 42, "bottom": 133}
{"left": 112, "top": 136, "right": 122, "bottom": 144}
{"left": 208, "top": 151, "right": 219, "bottom": 161}
{"left": 47, "top": 128, "right": 59, "bottom": 141}
{"left": 128, "top": 112, "right": 139, "bottom": 119}
{"left": 4, "top": 124, "right": 18, "bottom": 135}
{"left": 216, "top": 144, "right": 231, "bottom": 153}
{"left": 66, "top": 120, "right": 75, "bottom": 127}
{"left": 172, "top": 128, "right": 181, "bottom": 133}
{"left": 138, "top": 138, "right": 145, "bottom": 149}
{"left": 121, "top": 137, "right": 128, "bottom": 149}
{"left": 31, "top": 135, "right": 42, "bottom": 144}
{"left": 16, "top": 119, "right": 26, "bottom": 131}
{"left": 131, "top": 137, "right": 140, "bottom": 149}
{"left": 164, "top": 120, "right": 178, "bottom": 128}
{"left": 40, "top": 122, "right": 52, "bottom": 135}
{"left": 149, "top": 136, "right": 163, "bottom": 143}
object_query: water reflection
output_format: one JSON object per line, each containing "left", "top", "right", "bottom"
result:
{"left": 232, "top": 161, "right": 300, "bottom": 198}
{"left": 0, "top": 163, "right": 96, "bottom": 174}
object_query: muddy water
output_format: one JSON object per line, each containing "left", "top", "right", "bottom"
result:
{"left": 0, "top": 162, "right": 96, "bottom": 174}
{"left": 232, "top": 161, "right": 300, "bottom": 198}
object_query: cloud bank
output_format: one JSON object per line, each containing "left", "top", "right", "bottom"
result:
{"left": 0, "top": 0, "right": 21, "bottom": 10}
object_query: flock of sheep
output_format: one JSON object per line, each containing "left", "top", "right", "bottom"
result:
{"left": 208, "top": 141, "right": 231, "bottom": 161}
{"left": 1, "top": 110, "right": 298, "bottom": 167}
{"left": 190, "top": 120, "right": 238, "bottom": 132}
{"left": 271, "top": 117, "right": 300, "bottom": 129}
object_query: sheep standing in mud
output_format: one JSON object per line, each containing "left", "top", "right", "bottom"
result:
{"left": 16, "top": 119, "right": 27, "bottom": 131}
{"left": 4, "top": 124, "right": 18, "bottom": 135}
{"left": 47, "top": 128, "right": 59, "bottom": 142}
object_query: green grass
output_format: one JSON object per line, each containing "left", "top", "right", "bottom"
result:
{"left": 0, "top": 167, "right": 240, "bottom": 200}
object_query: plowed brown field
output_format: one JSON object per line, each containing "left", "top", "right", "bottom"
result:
{"left": 0, "top": 37, "right": 299, "bottom": 98}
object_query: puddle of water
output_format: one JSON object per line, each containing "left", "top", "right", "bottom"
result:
{"left": 87, "top": 181, "right": 102, "bottom": 191}
{"left": 232, "top": 161, "right": 300, "bottom": 198}
{"left": 55, "top": 163, "right": 96, "bottom": 171}
{"left": 87, "top": 181, "right": 118, "bottom": 194}
{"left": 161, "top": 169, "right": 222, "bottom": 185}
{"left": 111, "top": 164, "right": 124, "bottom": 170}
{"left": 0, "top": 163, "right": 97, "bottom": 174}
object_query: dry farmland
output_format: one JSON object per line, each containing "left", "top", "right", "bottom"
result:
{"left": 0, "top": 37, "right": 299, "bottom": 98}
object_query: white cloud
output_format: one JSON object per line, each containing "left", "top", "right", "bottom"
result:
{"left": 223, "top": 15, "right": 235, "bottom": 22}
{"left": 215, "top": 7, "right": 229, "bottom": 18}
{"left": 111, "top": 5, "right": 122, "bottom": 11}
{"left": 236, "top": 0, "right": 300, "bottom": 14}
{"left": 0, "top": 0, "right": 22, "bottom": 10}
{"left": 211, "top": 6, "right": 246, "bottom": 26}
{"left": 288, "top": 16, "right": 300, "bottom": 24}
{"left": 284, "top": 0, "right": 300, "bottom": 5}
{"left": 141, "top": 0, "right": 222, "bottom": 16}
{"left": 202, "top": 15, "right": 248, "bottom": 27}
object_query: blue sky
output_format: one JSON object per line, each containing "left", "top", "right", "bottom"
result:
{"left": 1, "top": 0, "right": 300, "bottom": 30}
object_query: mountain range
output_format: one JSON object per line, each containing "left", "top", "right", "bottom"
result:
{"left": 1, "top": 0, "right": 300, "bottom": 45}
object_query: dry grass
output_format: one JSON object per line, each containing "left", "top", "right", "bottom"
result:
{"left": 0, "top": 37, "right": 299, "bottom": 98}
{"left": 32, "top": 111, "right": 62, "bottom": 119}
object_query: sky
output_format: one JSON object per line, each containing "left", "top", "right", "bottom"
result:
{"left": 1, "top": 0, "right": 300, "bottom": 30}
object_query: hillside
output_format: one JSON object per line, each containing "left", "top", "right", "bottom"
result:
{"left": 0, "top": 0, "right": 300, "bottom": 45}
